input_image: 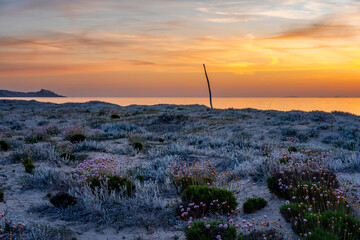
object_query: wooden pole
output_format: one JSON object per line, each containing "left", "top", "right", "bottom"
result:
{"left": 203, "top": 64, "right": 213, "bottom": 109}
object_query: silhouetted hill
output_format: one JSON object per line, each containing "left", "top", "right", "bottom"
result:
{"left": 0, "top": 89, "right": 65, "bottom": 97}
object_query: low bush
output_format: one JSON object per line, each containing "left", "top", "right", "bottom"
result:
{"left": 238, "top": 230, "right": 283, "bottom": 240}
{"left": 168, "top": 161, "right": 216, "bottom": 191}
{"left": 22, "top": 157, "right": 35, "bottom": 173}
{"left": 267, "top": 170, "right": 338, "bottom": 199}
{"left": 184, "top": 221, "right": 237, "bottom": 240}
{"left": 135, "top": 174, "right": 144, "bottom": 182}
{"left": 50, "top": 191, "right": 77, "bottom": 208}
{"left": 25, "top": 128, "right": 48, "bottom": 143}
{"left": 43, "top": 124, "right": 60, "bottom": 135}
{"left": 25, "top": 137, "right": 38, "bottom": 144}
{"left": 308, "top": 228, "right": 338, "bottom": 240}
{"left": 60, "top": 153, "right": 76, "bottom": 161}
{"left": 62, "top": 125, "right": 87, "bottom": 140}
{"left": 242, "top": 197, "right": 267, "bottom": 214}
{"left": 0, "top": 140, "right": 10, "bottom": 151}
{"left": 277, "top": 169, "right": 355, "bottom": 240}
{"left": 294, "top": 211, "right": 360, "bottom": 239}
{"left": 89, "top": 175, "right": 135, "bottom": 196}
{"left": 291, "top": 182, "right": 349, "bottom": 214}
{"left": 267, "top": 176, "right": 287, "bottom": 198}
{"left": 279, "top": 203, "right": 306, "bottom": 222}
{"left": 111, "top": 114, "right": 120, "bottom": 119}
{"left": 56, "top": 141, "right": 74, "bottom": 154}
{"left": 132, "top": 142, "right": 143, "bottom": 151}
{"left": 70, "top": 134, "right": 86, "bottom": 143}
{"left": 181, "top": 186, "right": 237, "bottom": 213}
{"left": 281, "top": 127, "right": 297, "bottom": 137}
{"left": 175, "top": 177, "right": 206, "bottom": 192}
{"left": 0, "top": 191, "right": 4, "bottom": 202}
{"left": 288, "top": 146, "right": 298, "bottom": 153}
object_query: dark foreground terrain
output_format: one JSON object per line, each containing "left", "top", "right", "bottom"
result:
{"left": 0, "top": 100, "right": 359, "bottom": 240}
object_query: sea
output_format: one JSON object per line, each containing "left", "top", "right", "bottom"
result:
{"left": 1, "top": 97, "right": 360, "bottom": 115}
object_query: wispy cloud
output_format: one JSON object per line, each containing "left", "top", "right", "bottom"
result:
{"left": 205, "top": 16, "right": 259, "bottom": 23}
{"left": 274, "top": 21, "right": 359, "bottom": 39}
{"left": 0, "top": 0, "right": 360, "bottom": 97}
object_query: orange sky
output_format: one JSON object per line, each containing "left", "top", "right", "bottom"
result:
{"left": 0, "top": 0, "right": 360, "bottom": 97}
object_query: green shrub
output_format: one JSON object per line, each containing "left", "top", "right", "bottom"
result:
{"left": 0, "top": 190, "right": 4, "bottom": 202}
{"left": 238, "top": 230, "right": 282, "bottom": 240}
{"left": 291, "top": 182, "right": 349, "bottom": 214}
{"left": 267, "top": 176, "right": 289, "bottom": 199}
{"left": 135, "top": 174, "right": 144, "bottom": 182}
{"left": 175, "top": 177, "right": 206, "bottom": 191}
{"left": 89, "top": 175, "right": 135, "bottom": 196}
{"left": 0, "top": 140, "right": 10, "bottom": 151}
{"left": 295, "top": 211, "right": 360, "bottom": 239}
{"left": 108, "top": 175, "right": 135, "bottom": 196}
{"left": 60, "top": 153, "right": 76, "bottom": 161}
{"left": 22, "top": 157, "right": 35, "bottom": 173}
{"left": 111, "top": 114, "right": 120, "bottom": 119}
{"left": 243, "top": 197, "right": 267, "bottom": 214}
{"left": 280, "top": 203, "right": 308, "bottom": 222}
{"left": 288, "top": 146, "right": 298, "bottom": 153}
{"left": 181, "top": 186, "right": 237, "bottom": 213}
{"left": 267, "top": 170, "right": 338, "bottom": 199}
{"left": 159, "top": 138, "right": 165, "bottom": 143}
{"left": 70, "top": 134, "right": 86, "bottom": 143}
{"left": 279, "top": 158, "right": 287, "bottom": 164}
{"left": 25, "top": 137, "right": 38, "bottom": 144}
{"left": 184, "top": 221, "right": 237, "bottom": 240}
{"left": 50, "top": 191, "right": 77, "bottom": 208}
{"left": 309, "top": 228, "right": 338, "bottom": 240}
{"left": 314, "top": 211, "right": 360, "bottom": 238}
{"left": 132, "top": 142, "right": 143, "bottom": 151}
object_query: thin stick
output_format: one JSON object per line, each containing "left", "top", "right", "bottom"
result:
{"left": 203, "top": 64, "right": 213, "bottom": 109}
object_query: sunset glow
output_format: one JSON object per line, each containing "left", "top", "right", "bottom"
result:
{"left": 1, "top": 0, "right": 360, "bottom": 97}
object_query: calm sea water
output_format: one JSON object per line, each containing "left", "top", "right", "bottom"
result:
{"left": 1, "top": 97, "right": 360, "bottom": 115}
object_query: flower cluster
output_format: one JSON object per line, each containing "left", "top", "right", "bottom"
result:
{"left": 0, "top": 211, "right": 26, "bottom": 239}
{"left": 42, "top": 124, "right": 60, "bottom": 135}
{"left": 62, "top": 125, "right": 87, "bottom": 139}
{"left": 179, "top": 201, "right": 240, "bottom": 220}
{"left": 167, "top": 160, "right": 216, "bottom": 187}
{"left": 186, "top": 216, "right": 285, "bottom": 240}
{"left": 261, "top": 141, "right": 272, "bottom": 156}
{"left": 25, "top": 128, "right": 48, "bottom": 143}
{"left": 56, "top": 141, "right": 74, "bottom": 154}
{"left": 73, "top": 157, "right": 118, "bottom": 184}
{"left": 274, "top": 155, "right": 360, "bottom": 239}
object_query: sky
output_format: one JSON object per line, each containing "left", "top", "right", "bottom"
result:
{"left": 0, "top": 0, "right": 360, "bottom": 97}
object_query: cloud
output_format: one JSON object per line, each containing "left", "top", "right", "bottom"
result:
{"left": 272, "top": 11, "right": 360, "bottom": 40}
{"left": 205, "top": 16, "right": 258, "bottom": 23}
{"left": 0, "top": 0, "right": 107, "bottom": 16}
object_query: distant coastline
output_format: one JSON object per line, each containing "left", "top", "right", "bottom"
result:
{"left": 0, "top": 89, "right": 65, "bottom": 97}
{"left": 0, "top": 97, "right": 359, "bottom": 115}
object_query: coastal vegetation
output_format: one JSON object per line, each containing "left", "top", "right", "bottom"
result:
{"left": 0, "top": 99, "right": 359, "bottom": 239}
